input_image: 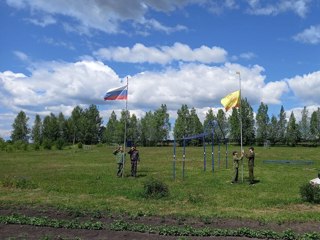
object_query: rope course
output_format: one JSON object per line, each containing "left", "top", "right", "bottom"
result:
{"left": 173, "top": 121, "right": 229, "bottom": 180}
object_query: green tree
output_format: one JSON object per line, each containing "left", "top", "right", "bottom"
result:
{"left": 69, "top": 106, "right": 84, "bottom": 145}
{"left": 42, "top": 113, "right": 59, "bottom": 143}
{"left": 299, "top": 106, "right": 310, "bottom": 142}
{"left": 286, "top": 111, "right": 300, "bottom": 146}
{"left": 189, "top": 107, "right": 203, "bottom": 145}
{"left": 256, "top": 102, "right": 269, "bottom": 146}
{"left": 57, "top": 112, "right": 68, "bottom": 143}
{"left": 104, "top": 111, "right": 121, "bottom": 144}
{"left": 229, "top": 98, "right": 255, "bottom": 145}
{"left": 154, "top": 104, "right": 171, "bottom": 145}
{"left": 11, "top": 111, "right": 30, "bottom": 143}
{"left": 278, "top": 106, "right": 287, "bottom": 144}
{"left": 140, "top": 111, "right": 156, "bottom": 146}
{"left": 268, "top": 115, "right": 278, "bottom": 146}
{"left": 127, "top": 113, "right": 139, "bottom": 144}
{"left": 82, "top": 104, "right": 102, "bottom": 144}
{"left": 216, "top": 109, "right": 228, "bottom": 141}
{"left": 31, "top": 114, "right": 42, "bottom": 145}
{"left": 310, "top": 108, "right": 320, "bottom": 145}
{"left": 173, "top": 104, "right": 190, "bottom": 145}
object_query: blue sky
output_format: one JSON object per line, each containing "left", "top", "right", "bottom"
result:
{"left": 1, "top": 0, "right": 320, "bottom": 139}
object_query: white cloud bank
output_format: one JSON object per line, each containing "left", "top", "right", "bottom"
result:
{"left": 94, "top": 43, "right": 228, "bottom": 64}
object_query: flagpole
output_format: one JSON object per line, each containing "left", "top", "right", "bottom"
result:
{"left": 236, "top": 72, "right": 243, "bottom": 183}
{"left": 122, "top": 76, "right": 128, "bottom": 178}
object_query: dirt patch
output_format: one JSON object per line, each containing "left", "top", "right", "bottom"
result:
{"left": 1, "top": 206, "right": 320, "bottom": 240}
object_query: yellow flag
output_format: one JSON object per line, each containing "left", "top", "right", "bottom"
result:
{"left": 221, "top": 90, "right": 240, "bottom": 112}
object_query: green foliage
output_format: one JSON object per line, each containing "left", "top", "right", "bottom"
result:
{"left": 42, "top": 139, "right": 52, "bottom": 150}
{"left": 77, "top": 142, "right": 83, "bottom": 149}
{"left": 300, "top": 183, "right": 320, "bottom": 203}
{"left": 142, "top": 178, "right": 169, "bottom": 199}
{"left": 11, "top": 110, "right": 30, "bottom": 143}
{"left": 55, "top": 138, "right": 65, "bottom": 150}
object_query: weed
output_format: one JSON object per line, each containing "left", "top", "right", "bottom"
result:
{"left": 142, "top": 178, "right": 169, "bottom": 199}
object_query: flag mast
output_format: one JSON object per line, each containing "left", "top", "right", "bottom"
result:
{"left": 122, "top": 76, "right": 129, "bottom": 178}
{"left": 236, "top": 72, "right": 243, "bottom": 182}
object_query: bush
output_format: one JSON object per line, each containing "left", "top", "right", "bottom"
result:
{"left": 78, "top": 142, "right": 83, "bottom": 149}
{"left": 300, "top": 183, "right": 320, "bottom": 203}
{"left": 142, "top": 178, "right": 169, "bottom": 199}
{"left": 56, "top": 138, "right": 65, "bottom": 150}
{"left": 43, "top": 139, "right": 52, "bottom": 150}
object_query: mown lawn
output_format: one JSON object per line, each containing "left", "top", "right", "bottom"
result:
{"left": 0, "top": 145, "right": 319, "bottom": 222}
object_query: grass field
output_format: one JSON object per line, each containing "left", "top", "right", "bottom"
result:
{"left": 1, "top": 145, "right": 320, "bottom": 223}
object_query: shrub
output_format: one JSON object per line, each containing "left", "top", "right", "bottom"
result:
{"left": 78, "top": 142, "right": 83, "bottom": 149}
{"left": 56, "top": 138, "right": 65, "bottom": 150}
{"left": 300, "top": 183, "right": 320, "bottom": 203}
{"left": 42, "top": 139, "right": 52, "bottom": 150}
{"left": 142, "top": 178, "right": 169, "bottom": 199}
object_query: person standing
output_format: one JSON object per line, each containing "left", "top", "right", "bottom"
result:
{"left": 113, "top": 146, "right": 125, "bottom": 177}
{"left": 231, "top": 150, "right": 243, "bottom": 184}
{"left": 128, "top": 145, "right": 140, "bottom": 177}
{"left": 244, "top": 147, "right": 255, "bottom": 184}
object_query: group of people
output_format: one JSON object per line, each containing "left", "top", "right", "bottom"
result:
{"left": 113, "top": 145, "right": 140, "bottom": 177}
{"left": 232, "top": 147, "right": 255, "bottom": 185}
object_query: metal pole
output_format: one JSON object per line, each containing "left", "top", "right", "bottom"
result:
{"left": 203, "top": 135, "right": 206, "bottom": 171}
{"left": 183, "top": 138, "right": 186, "bottom": 180}
{"left": 122, "top": 77, "right": 128, "bottom": 178}
{"left": 236, "top": 72, "right": 243, "bottom": 182}
{"left": 173, "top": 139, "right": 176, "bottom": 180}
{"left": 211, "top": 125, "right": 214, "bottom": 173}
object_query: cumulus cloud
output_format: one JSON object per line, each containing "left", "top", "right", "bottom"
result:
{"left": 293, "top": 25, "right": 320, "bottom": 44}
{"left": 0, "top": 60, "right": 121, "bottom": 112}
{"left": 287, "top": 71, "right": 320, "bottom": 105}
{"left": 5, "top": 0, "right": 189, "bottom": 34}
{"left": 246, "top": 0, "right": 311, "bottom": 17}
{"left": 94, "top": 42, "right": 228, "bottom": 64}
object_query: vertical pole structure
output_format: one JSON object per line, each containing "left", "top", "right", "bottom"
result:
{"left": 173, "top": 139, "right": 176, "bottom": 180}
{"left": 203, "top": 135, "right": 206, "bottom": 171}
{"left": 183, "top": 139, "right": 186, "bottom": 180}
{"left": 225, "top": 140, "right": 228, "bottom": 168}
{"left": 122, "top": 76, "right": 129, "bottom": 178}
{"left": 237, "top": 72, "right": 244, "bottom": 182}
{"left": 211, "top": 123, "right": 214, "bottom": 173}
{"left": 218, "top": 142, "right": 221, "bottom": 168}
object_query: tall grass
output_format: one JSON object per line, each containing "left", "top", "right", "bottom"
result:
{"left": 0, "top": 145, "right": 320, "bottom": 222}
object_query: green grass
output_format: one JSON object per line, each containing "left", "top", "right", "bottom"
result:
{"left": 0, "top": 145, "right": 320, "bottom": 222}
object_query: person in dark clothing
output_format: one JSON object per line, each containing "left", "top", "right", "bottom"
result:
{"left": 128, "top": 145, "right": 140, "bottom": 177}
{"left": 232, "top": 150, "right": 243, "bottom": 184}
{"left": 244, "top": 147, "right": 255, "bottom": 184}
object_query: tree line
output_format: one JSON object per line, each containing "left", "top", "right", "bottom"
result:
{"left": 2, "top": 99, "right": 320, "bottom": 150}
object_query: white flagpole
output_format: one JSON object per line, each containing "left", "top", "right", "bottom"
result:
{"left": 236, "top": 72, "right": 243, "bottom": 183}
{"left": 122, "top": 76, "right": 128, "bottom": 178}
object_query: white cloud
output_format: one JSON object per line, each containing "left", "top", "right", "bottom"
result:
{"left": 5, "top": 0, "right": 189, "bottom": 35}
{"left": 261, "top": 81, "right": 289, "bottom": 104}
{"left": 246, "top": 0, "right": 311, "bottom": 17}
{"left": 293, "top": 25, "right": 320, "bottom": 45}
{"left": 94, "top": 42, "right": 228, "bottom": 64}
{"left": 0, "top": 60, "right": 120, "bottom": 111}
{"left": 287, "top": 71, "right": 320, "bottom": 105}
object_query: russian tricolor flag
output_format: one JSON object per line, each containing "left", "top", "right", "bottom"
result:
{"left": 104, "top": 85, "right": 128, "bottom": 101}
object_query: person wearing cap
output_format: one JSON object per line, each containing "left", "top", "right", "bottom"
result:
{"left": 244, "top": 147, "right": 255, "bottom": 184}
{"left": 232, "top": 150, "right": 243, "bottom": 184}
{"left": 113, "top": 145, "right": 125, "bottom": 177}
{"left": 128, "top": 145, "right": 140, "bottom": 177}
